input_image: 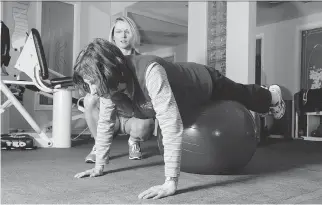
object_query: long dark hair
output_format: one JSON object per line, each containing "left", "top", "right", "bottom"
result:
{"left": 73, "top": 38, "right": 127, "bottom": 97}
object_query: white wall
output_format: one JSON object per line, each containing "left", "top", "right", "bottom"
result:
{"left": 140, "top": 43, "right": 187, "bottom": 62}
{"left": 256, "top": 12, "right": 322, "bottom": 100}
{"left": 139, "top": 44, "right": 170, "bottom": 56}
{"left": 80, "top": 2, "right": 111, "bottom": 49}
{"left": 187, "top": 2, "right": 207, "bottom": 64}
{"left": 226, "top": 2, "right": 257, "bottom": 84}
{"left": 174, "top": 43, "right": 188, "bottom": 62}
{"left": 111, "top": 1, "right": 137, "bottom": 15}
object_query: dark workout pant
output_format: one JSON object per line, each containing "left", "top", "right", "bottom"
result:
{"left": 205, "top": 66, "right": 272, "bottom": 114}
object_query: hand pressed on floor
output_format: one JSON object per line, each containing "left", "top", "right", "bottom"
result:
{"left": 138, "top": 180, "right": 177, "bottom": 199}
{"left": 74, "top": 166, "right": 104, "bottom": 178}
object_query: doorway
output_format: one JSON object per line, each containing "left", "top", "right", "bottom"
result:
{"left": 255, "top": 37, "right": 263, "bottom": 85}
{"left": 255, "top": 35, "right": 268, "bottom": 143}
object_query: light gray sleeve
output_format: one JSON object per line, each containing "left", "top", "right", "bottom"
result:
{"left": 145, "top": 62, "right": 183, "bottom": 178}
{"left": 95, "top": 97, "right": 117, "bottom": 168}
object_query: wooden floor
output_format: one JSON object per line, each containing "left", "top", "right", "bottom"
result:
{"left": 1, "top": 136, "right": 322, "bottom": 204}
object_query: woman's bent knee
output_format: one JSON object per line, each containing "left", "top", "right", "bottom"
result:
{"left": 129, "top": 118, "right": 155, "bottom": 141}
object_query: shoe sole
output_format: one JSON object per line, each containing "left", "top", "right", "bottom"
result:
{"left": 129, "top": 156, "right": 142, "bottom": 160}
{"left": 85, "top": 159, "right": 95, "bottom": 163}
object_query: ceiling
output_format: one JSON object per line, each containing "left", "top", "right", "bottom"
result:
{"left": 127, "top": 12, "right": 187, "bottom": 46}
{"left": 128, "top": 1, "right": 188, "bottom": 26}
{"left": 125, "top": 1, "right": 188, "bottom": 47}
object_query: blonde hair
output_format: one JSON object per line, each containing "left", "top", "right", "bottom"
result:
{"left": 109, "top": 16, "right": 141, "bottom": 49}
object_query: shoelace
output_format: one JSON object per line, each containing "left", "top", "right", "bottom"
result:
{"left": 131, "top": 143, "right": 140, "bottom": 152}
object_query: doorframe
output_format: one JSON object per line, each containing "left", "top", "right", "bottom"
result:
{"left": 256, "top": 33, "right": 265, "bottom": 85}
{"left": 295, "top": 21, "right": 322, "bottom": 92}
{"left": 34, "top": 1, "right": 81, "bottom": 110}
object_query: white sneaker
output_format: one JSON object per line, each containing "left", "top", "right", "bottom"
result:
{"left": 269, "top": 85, "right": 286, "bottom": 120}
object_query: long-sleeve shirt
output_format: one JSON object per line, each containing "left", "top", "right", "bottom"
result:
{"left": 95, "top": 62, "right": 183, "bottom": 178}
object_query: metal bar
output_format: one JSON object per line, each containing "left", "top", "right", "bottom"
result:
{"left": 0, "top": 80, "right": 53, "bottom": 146}
{"left": 0, "top": 99, "right": 13, "bottom": 114}
{"left": 3, "top": 80, "right": 35, "bottom": 85}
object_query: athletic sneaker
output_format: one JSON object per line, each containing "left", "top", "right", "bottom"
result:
{"left": 269, "top": 85, "right": 286, "bottom": 120}
{"left": 85, "top": 145, "right": 96, "bottom": 163}
{"left": 129, "top": 142, "right": 142, "bottom": 160}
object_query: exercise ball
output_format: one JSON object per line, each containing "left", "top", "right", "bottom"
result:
{"left": 157, "top": 100, "right": 258, "bottom": 175}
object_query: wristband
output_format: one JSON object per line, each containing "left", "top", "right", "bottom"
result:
{"left": 165, "top": 177, "right": 178, "bottom": 184}
{"left": 95, "top": 164, "right": 104, "bottom": 171}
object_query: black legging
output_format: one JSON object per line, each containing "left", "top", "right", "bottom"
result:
{"left": 205, "top": 66, "right": 272, "bottom": 114}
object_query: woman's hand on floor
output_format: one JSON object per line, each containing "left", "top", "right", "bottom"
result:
{"left": 74, "top": 166, "right": 104, "bottom": 178}
{"left": 138, "top": 180, "right": 177, "bottom": 199}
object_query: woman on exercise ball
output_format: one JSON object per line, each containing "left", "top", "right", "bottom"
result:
{"left": 83, "top": 16, "right": 155, "bottom": 164}
{"left": 73, "top": 39, "right": 285, "bottom": 199}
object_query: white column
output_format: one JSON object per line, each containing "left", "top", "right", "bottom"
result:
{"left": 52, "top": 89, "right": 72, "bottom": 148}
{"left": 187, "top": 2, "right": 208, "bottom": 64}
{"left": 226, "top": 2, "right": 257, "bottom": 84}
{"left": 0, "top": 1, "right": 3, "bottom": 21}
